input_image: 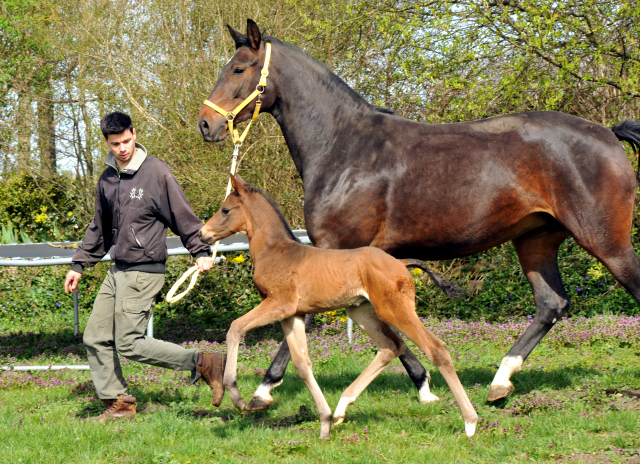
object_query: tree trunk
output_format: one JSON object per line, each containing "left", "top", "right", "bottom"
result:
{"left": 37, "top": 80, "right": 56, "bottom": 175}
{"left": 17, "top": 92, "right": 33, "bottom": 172}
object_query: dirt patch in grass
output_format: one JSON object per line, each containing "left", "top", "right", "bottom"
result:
{"left": 386, "top": 365, "right": 408, "bottom": 375}
{"left": 139, "top": 403, "right": 169, "bottom": 415}
{"left": 560, "top": 452, "right": 611, "bottom": 463}
{"left": 253, "top": 404, "right": 317, "bottom": 429}
{"left": 605, "top": 389, "right": 640, "bottom": 411}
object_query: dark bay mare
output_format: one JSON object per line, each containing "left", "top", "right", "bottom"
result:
{"left": 197, "top": 19, "right": 640, "bottom": 405}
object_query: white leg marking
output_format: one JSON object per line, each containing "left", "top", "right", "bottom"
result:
{"left": 333, "top": 396, "right": 356, "bottom": 425}
{"left": 253, "top": 379, "right": 283, "bottom": 401}
{"left": 418, "top": 372, "right": 440, "bottom": 403}
{"left": 418, "top": 381, "right": 440, "bottom": 403}
{"left": 465, "top": 421, "right": 477, "bottom": 437}
{"left": 491, "top": 355, "right": 523, "bottom": 387}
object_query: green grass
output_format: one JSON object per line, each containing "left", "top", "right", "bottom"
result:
{"left": 1, "top": 313, "right": 639, "bottom": 463}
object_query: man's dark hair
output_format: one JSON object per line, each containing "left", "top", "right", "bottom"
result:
{"left": 100, "top": 112, "right": 134, "bottom": 138}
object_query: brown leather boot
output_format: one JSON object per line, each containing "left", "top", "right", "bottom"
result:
{"left": 91, "top": 395, "right": 136, "bottom": 422}
{"left": 196, "top": 352, "right": 226, "bottom": 407}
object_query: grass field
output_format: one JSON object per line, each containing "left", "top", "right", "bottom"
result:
{"left": 1, "top": 313, "right": 639, "bottom": 463}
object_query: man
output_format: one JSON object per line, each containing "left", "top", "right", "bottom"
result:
{"left": 64, "top": 112, "right": 225, "bottom": 422}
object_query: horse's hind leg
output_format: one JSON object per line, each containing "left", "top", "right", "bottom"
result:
{"left": 333, "top": 303, "right": 407, "bottom": 426}
{"left": 398, "top": 346, "right": 438, "bottom": 403}
{"left": 372, "top": 295, "right": 478, "bottom": 436}
{"left": 573, "top": 228, "right": 640, "bottom": 303}
{"left": 246, "top": 313, "right": 315, "bottom": 411}
{"left": 488, "top": 229, "right": 571, "bottom": 401}
{"left": 281, "top": 315, "right": 333, "bottom": 440}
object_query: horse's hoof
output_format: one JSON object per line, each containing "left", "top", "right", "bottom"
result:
{"left": 419, "top": 392, "right": 440, "bottom": 404}
{"left": 487, "top": 383, "right": 514, "bottom": 402}
{"left": 333, "top": 415, "right": 345, "bottom": 426}
{"left": 234, "top": 399, "right": 247, "bottom": 411}
{"left": 246, "top": 396, "right": 272, "bottom": 411}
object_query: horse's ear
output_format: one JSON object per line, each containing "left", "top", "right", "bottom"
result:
{"left": 230, "top": 173, "right": 247, "bottom": 195}
{"left": 227, "top": 24, "right": 247, "bottom": 49}
{"left": 246, "top": 19, "right": 261, "bottom": 50}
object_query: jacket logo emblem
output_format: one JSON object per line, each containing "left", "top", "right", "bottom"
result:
{"left": 130, "top": 188, "right": 144, "bottom": 200}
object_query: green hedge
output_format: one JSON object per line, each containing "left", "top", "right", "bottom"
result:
{"left": 1, "top": 237, "right": 638, "bottom": 335}
{"left": 0, "top": 173, "right": 83, "bottom": 243}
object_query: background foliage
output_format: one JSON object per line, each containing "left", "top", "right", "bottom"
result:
{"left": 1, "top": 0, "right": 640, "bottom": 322}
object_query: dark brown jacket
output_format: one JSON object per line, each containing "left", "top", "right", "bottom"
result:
{"left": 72, "top": 143, "right": 209, "bottom": 273}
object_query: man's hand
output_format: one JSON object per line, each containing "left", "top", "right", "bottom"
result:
{"left": 64, "top": 270, "right": 82, "bottom": 293}
{"left": 196, "top": 256, "right": 214, "bottom": 273}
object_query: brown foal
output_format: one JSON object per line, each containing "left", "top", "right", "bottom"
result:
{"left": 199, "top": 174, "right": 478, "bottom": 439}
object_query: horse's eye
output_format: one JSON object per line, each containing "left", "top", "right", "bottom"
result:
{"left": 233, "top": 68, "right": 244, "bottom": 75}
{"left": 222, "top": 208, "right": 230, "bottom": 215}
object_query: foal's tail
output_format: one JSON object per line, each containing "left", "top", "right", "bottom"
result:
{"left": 611, "top": 120, "right": 640, "bottom": 157}
{"left": 401, "top": 258, "right": 465, "bottom": 299}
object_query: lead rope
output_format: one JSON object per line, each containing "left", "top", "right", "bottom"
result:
{"left": 166, "top": 146, "right": 240, "bottom": 303}
{"left": 166, "top": 43, "right": 272, "bottom": 304}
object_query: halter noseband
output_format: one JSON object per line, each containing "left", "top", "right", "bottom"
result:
{"left": 203, "top": 42, "right": 272, "bottom": 146}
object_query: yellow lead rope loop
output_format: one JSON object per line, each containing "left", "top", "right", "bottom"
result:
{"left": 167, "top": 44, "right": 271, "bottom": 304}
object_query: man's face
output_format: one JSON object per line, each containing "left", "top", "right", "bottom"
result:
{"left": 105, "top": 128, "right": 137, "bottom": 167}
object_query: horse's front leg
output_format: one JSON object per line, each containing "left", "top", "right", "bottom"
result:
{"left": 224, "top": 299, "right": 293, "bottom": 411}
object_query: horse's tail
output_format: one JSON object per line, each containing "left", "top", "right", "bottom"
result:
{"left": 611, "top": 120, "right": 640, "bottom": 157}
{"left": 400, "top": 258, "right": 465, "bottom": 299}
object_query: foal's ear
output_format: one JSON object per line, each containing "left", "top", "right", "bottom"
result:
{"left": 246, "top": 19, "right": 262, "bottom": 50}
{"left": 230, "top": 173, "right": 248, "bottom": 195}
{"left": 227, "top": 24, "right": 248, "bottom": 49}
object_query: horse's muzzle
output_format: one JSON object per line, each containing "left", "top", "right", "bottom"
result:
{"left": 197, "top": 115, "right": 227, "bottom": 143}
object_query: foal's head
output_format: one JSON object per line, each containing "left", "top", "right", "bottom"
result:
{"left": 199, "top": 174, "right": 252, "bottom": 245}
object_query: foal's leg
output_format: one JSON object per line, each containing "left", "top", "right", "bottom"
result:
{"left": 246, "top": 314, "right": 314, "bottom": 411}
{"left": 281, "top": 315, "right": 333, "bottom": 440}
{"left": 224, "top": 299, "right": 292, "bottom": 411}
{"left": 250, "top": 322, "right": 434, "bottom": 409}
{"left": 488, "top": 229, "right": 570, "bottom": 401}
{"left": 373, "top": 295, "right": 478, "bottom": 436}
{"left": 333, "top": 303, "right": 407, "bottom": 426}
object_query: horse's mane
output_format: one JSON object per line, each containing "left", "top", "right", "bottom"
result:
{"left": 242, "top": 180, "right": 301, "bottom": 243}
{"left": 264, "top": 37, "right": 394, "bottom": 115}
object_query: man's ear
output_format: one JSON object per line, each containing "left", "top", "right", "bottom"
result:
{"left": 246, "top": 19, "right": 261, "bottom": 50}
{"left": 227, "top": 24, "right": 248, "bottom": 49}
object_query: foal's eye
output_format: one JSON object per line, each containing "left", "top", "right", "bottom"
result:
{"left": 222, "top": 208, "right": 230, "bottom": 215}
{"left": 233, "top": 68, "right": 244, "bottom": 75}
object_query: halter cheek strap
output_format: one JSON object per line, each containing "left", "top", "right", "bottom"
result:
{"left": 166, "top": 43, "right": 272, "bottom": 305}
{"left": 203, "top": 42, "right": 272, "bottom": 146}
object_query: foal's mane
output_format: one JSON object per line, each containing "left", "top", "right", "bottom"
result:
{"left": 242, "top": 181, "right": 301, "bottom": 243}
{"left": 264, "top": 37, "right": 394, "bottom": 115}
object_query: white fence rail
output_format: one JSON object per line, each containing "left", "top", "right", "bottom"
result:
{"left": 0, "top": 231, "right": 312, "bottom": 371}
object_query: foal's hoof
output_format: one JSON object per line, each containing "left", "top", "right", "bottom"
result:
{"left": 487, "top": 383, "right": 514, "bottom": 402}
{"left": 246, "top": 396, "right": 272, "bottom": 411}
{"left": 233, "top": 399, "right": 247, "bottom": 411}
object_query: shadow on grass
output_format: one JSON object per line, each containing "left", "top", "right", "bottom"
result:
{"left": 71, "top": 362, "right": 640, "bottom": 420}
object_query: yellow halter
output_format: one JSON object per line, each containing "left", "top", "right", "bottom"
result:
{"left": 203, "top": 42, "right": 272, "bottom": 146}
{"left": 166, "top": 43, "right": 272, "bottom": 304}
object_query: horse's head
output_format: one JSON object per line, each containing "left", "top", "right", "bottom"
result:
{"left": 199, "top": 174, "right": 251, "bottom": 244}
{"left": 197, "top": 19, "right": 275, "bottom": 142}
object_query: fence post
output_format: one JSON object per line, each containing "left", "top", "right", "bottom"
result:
{"left": 147, "top": 314, "right": 154, "bottom": 338}
{"left": 73, "top": 292, "right": 79, "bottom": 337}
{"left": 347, "top": 317, "right": 353, "bottom": 344}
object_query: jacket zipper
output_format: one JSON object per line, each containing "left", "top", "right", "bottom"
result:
{"left": 115, "top": 174, "right": 121, "bottom": 260}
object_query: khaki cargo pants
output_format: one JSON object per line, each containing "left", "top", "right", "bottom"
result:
{"left": 83, "top": 266, "right": 199, "bottom": 399}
